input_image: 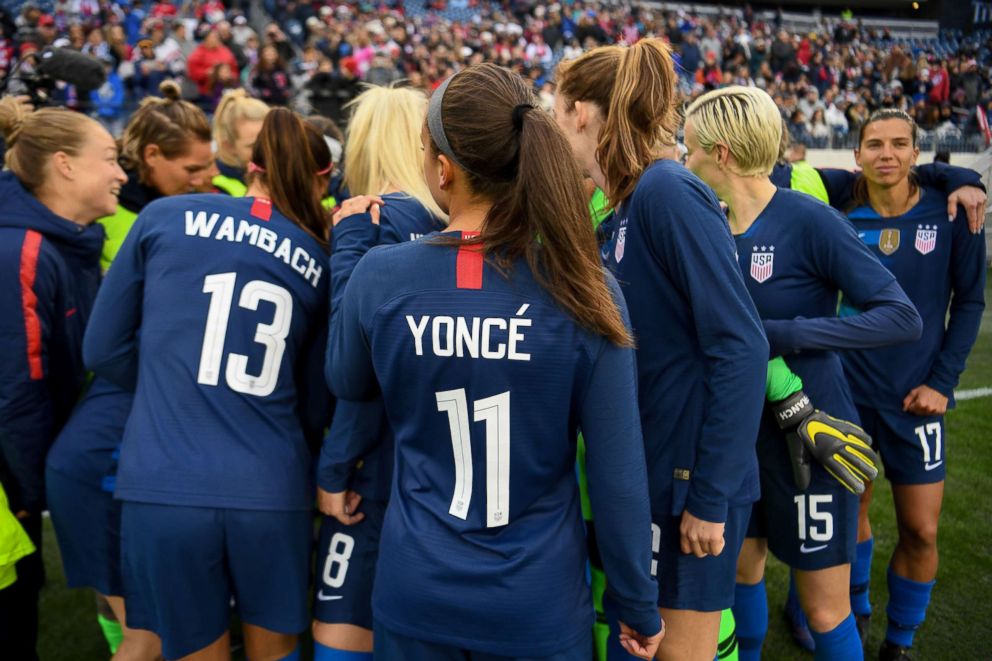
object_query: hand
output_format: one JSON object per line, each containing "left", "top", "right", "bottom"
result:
{"left": 679, "top": 510, "right": 725, "bottom": 558}
{"left": 903, "top": 384, "right": 949, "bottom": 416}
{"left": 947, "top": 185, "right": 986, "bottom": 235}
{"left": 619, "top": 619, "right": 665, "bottom": 660}
{"left": 773, "top": 391, "right": 879, "bottom": 495}
{"left": 331, "top": 194, "right": 383, "bottom": 226}
{"left": 317, "top": 487, "right": 365, "bottom": 525}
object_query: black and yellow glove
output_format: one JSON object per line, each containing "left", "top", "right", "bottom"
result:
{"left": 772, "top": 391, "right": 880, "bottom": 495}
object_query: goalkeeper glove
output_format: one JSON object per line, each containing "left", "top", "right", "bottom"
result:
{"left": 772, "top": 391, "right": 880, "bottom": 495}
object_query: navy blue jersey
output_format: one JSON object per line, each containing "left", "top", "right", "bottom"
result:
{"left": 45, "top": 378, "right": 132, "bottom": 487}
{"left": 328, "top": 231, "right": 659, "bottom": 655}
{"left": 84, "top": 195, "right": 331, "bottom": 511}
{"left": 841, "top": 187, "right": 986, "bottom": 409}
{"left": 319, "top": 194, "right": 444, "bottom": 502}
{"left": 734, "top": 188, "right": 922, "bottom": 441}
{"left": 818, "top": 162, "right": 984, "bottom": 212}
{"left": 600, "top": 159, "right": 769, "bottom": 525}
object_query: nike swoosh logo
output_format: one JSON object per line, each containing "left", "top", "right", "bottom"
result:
{"left": 316, "top": 591, "right": 343, "bottom": 601}
{"left": 925, "top": 461, "right": 943, "bottom": 471}
{"left": 800, "top": 543, "right": 828, "bottom": 554}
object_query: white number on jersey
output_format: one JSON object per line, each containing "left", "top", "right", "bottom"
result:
{"left": 794, "top": 494, "right": 834, "bottom": 542}
{"left": 322, "top": 532, "right": 355, "bottom": 589}
{"left": 436, "top": 388, "right": 511, "bottom": 528}
{"left": 650, "top": 522, "right": 661, "bottom": 577}
{"left": 914, "top": 423, "right": 943, "bottom": 470}
{"left": 197, "top": 272, "right": 293, "bottom": 397}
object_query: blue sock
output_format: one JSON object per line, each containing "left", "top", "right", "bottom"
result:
{"left": 273, "top": 646, "right": 301, "bottom": 661}
{"left": 733, "top": 581, "right": 768, "bottom": 661}
{"left": 810, "top": 613, "right": 862, "bottom": 661}
{"left": 313, "top": 642, "right": 373, "bottom": 661}
{"left": 850, "top": 538, "right": 874, "bottom": 617}
{"left": 886, "top": 568, "right": 934, "bottom": 648}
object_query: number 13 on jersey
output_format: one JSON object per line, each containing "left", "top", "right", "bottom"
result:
{"left": 436, "top": 388, "right": 510, "bottom": 528}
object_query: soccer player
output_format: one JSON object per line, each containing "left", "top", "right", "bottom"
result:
{"left": 0, "top": 99, "right": 126, "bottom": 660}
{"left": 554, "top": 40, "right": 769, "bottom": 661}
{"left": 45, "top": 82, "right": 213, "bottom": 659}
{"left": 312, "top": 84, "right": 444, "bottom": 661}
{"left": 83, "top": 109, "right": 333, "bottom": 661}
{"left": 211, "top": 89, "right": 270, "bottom": 197}
{"left": 324, "top": 63, "right": 663, "bottom": 660}
{"left": 839, "top": 110, "right": 986, "bottom": 661}
{"left": 683, "top": 86, "right": 923, "bottom": 661}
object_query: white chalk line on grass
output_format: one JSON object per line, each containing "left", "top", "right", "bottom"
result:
{"left": 956, "top": 387, "right": 992, "bottom": 401}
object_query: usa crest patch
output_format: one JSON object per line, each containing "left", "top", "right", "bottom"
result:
{"left": 615, "top": 225, "right": 626, "bottom": 263}
{"left": 750, "top": 246, "right": 774, "bottom": 283}
{"left": 915, "top": 225, "right": 937, "bottom": 255}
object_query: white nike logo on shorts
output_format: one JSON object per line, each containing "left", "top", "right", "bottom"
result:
{"left": 800, "top": 543, "right": 828, "bottom": 554}
{"left": 317, "top": 591, "right": 344, "bottom": 601}
{"left": 925, "top": 461, "right": 943, "bottom": 471}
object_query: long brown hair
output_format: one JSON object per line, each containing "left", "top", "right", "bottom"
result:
{"left": 849, "top": 108, "right": 920, "bottom": 210}
{"left": 556, "top": 38, "right": 679, "bottom": 207}
{"left": 249, "top": 108, "right": 331, "bottom": 249}
{"left": 428, "top": 63, "right": 631, "bottom": 346}
{"left": 120, "top": 80, "right": 212, "bottom": 181}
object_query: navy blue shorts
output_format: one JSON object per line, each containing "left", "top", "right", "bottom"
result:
{"left": 651, "top": 504, "right": 750, "bottom": 612}
{"left": 46, "top": 467, "right": 123, "bottom": 597}
{"left": 120, "top": 502, "right": 311, "bottom": 660}
{"left": 312, "top": 500, "right": 386, "bottom": 629}
{"left": 857, "top": 405, "right": 946, "bottom": 485}
{"left": 374, "top": 622, "right": 592, "bottom": 660}
{"left": 747, "top": 437, "right": 858, "bottom": 571}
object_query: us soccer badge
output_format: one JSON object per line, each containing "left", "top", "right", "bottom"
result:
{"left": 614, "top": 222, "right": 627, "bottom": 263}
{"left": 879, "top": 229, "right": 900, "bottom": 255}
{"left": 750, "top": 245, "right": 774, "bottom": 283}
{"left": 915, "top": 224, "right": 937, "bottom": 255}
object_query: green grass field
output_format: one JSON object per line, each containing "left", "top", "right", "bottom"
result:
{"left": 36, "top": 275, "right": 992, "bottom": 660}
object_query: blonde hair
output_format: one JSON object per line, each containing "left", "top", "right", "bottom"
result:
{"left": 685, "top": 86, "right": 782, "bottom": 177}
{"left": 120, "top": 80, "right": 212, "bottom": 179}
{"left": 213, "top": 89, "right": 270, "bottom": 160}
{"left": 0, "top": 98, "right": 99, "bottom": 193}
{"left": 343, "top": 85, "right": 446, "bottom": 221}
{"left": 556, "top": 39, "right": 680, "bottom": 207}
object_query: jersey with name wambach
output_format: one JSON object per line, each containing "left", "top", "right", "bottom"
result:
{"left": 841, "top": 186, "right": 987, "bottom": 410}
{"left": 328, "top": 232, "right": 659, "bottom": 656}
{"left": 734, "top": 187, "right": 918, "bottom": 444}
{"left": 83, "top": 194, "right": 330, "bottom": 511}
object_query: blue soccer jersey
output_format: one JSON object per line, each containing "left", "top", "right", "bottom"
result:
{"left": 600, "top": 159, "right": 769, "bottom": 525}
{"left": 83, "top": 195, "right": 331, "bottom": 511}
{"left": 319, "top": 194, "right": 444, "bottom": 502}
{"left": 841, "top": 186, "right": 987, "bottom": 410}
{"left": 328, "top": 229, "right": 660, "bottom": 656}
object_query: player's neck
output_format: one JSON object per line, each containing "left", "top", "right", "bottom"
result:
{"left": 867, "top": 178, "right": 920, "bottom": 218}
{"left": 246, "top": 182, "right": 270, "bottom": 199}
{"left": 724, "top": 176, "right": 778, "bottom": 236}
{"left": 444, "top": 198, "right": 490, "bottom": 235}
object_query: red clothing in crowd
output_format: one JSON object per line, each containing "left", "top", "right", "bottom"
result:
{"left": 187, "top": 42, "right": 239, "bottom": 95}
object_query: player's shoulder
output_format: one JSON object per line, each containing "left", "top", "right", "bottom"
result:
{"left": 630, "top": 160, "right": 722, "bottom": 226}
{"left": 775, "top": 186, "right": 853, "bottom": 234}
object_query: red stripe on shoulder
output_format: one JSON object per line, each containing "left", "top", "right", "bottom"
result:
{"left": 456, "top": 231, "right": 483, "bottom": 290}
{"left": 19, "top": 230, "right": 43, "bottom": 380}
{"left": 250, "top": 197, "right": 272, "bottom": 221}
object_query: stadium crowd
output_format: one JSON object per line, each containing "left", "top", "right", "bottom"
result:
{"left": 1, "top": 0, "right": 992, "bottom": 148}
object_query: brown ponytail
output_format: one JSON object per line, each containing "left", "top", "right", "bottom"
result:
{"left": 428, "top": 63, "right": 632, "bottom": 347}
{"left": 556, "top": 38, "right": 679, "bottom": 207}
{"left": 249, "top": 108, "right": 331, "bottom": 250}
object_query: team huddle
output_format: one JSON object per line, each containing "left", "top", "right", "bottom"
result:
{"left": 0, "top": 37, "right": 986, "bottom": 661}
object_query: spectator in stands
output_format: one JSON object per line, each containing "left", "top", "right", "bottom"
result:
{"left": 251, "top": 43, "right": 291, "bottom": 106}
{"left": 187, "top": 27, "right": 238, "bottom": 100}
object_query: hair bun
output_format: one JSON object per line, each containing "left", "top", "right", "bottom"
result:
{"left": 159, "top": 79, "right": 182, "bottom": 101}
{"left": 0, "top": 96, "right": 29, "bottom": 146}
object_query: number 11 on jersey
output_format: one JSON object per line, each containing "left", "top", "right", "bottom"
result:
{"left": 436, "top": 389, "right": 510, "bottom": 528}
